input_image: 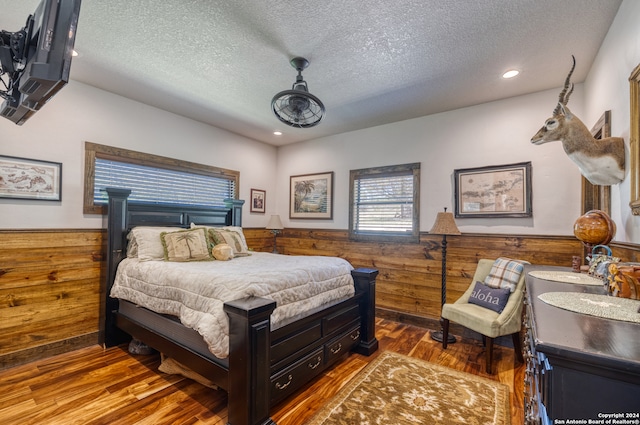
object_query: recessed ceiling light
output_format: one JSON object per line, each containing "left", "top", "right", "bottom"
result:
{"left": 273, "top": 131, "right": 282, "bottom": 136}
{"left": 502, "top": 69, "right": 519, "bottom": 79}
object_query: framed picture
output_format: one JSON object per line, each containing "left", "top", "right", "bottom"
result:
{"left": 250, "top": 188, "right": 266, "bottom": 213}
{"left": 290, "top": 171, "right": 334, "bottom": 219}
{"left": 0, "top": 155, "right": 62, "bottom": 201}
{"left": 454, "top": 161, "right": 531, "bottom": 218}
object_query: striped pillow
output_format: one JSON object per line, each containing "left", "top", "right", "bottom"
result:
{"left": 483, "top": 257, "right": 529, "bottom": 292}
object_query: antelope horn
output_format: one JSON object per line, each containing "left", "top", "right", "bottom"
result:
{"left": 552, "top": 55, "right": 576, "bottom": 116}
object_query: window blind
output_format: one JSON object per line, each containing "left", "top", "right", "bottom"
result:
{"left": 94, "top": 158, "right": 235, "bottom": 207}
{"left": 350, "top": 162, "right": 420, "bottom": 242}
{"left": 353, "top": 173, "right": 414, "bottom": 234}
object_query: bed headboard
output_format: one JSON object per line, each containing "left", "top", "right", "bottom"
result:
{"left": 101, "top": 187, "right": 245, "bottom": 346}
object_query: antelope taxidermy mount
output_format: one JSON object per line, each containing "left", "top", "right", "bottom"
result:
{"left": 531, "top": 56, "right": 625, "bottom": 185}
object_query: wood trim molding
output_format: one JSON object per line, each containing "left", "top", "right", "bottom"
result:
{"left": 582, "top": 111, "right": 612, "bottom": 215}
{"left": 82, "top": 142, "right": 240, "bottom": 215}
{"left": 629, "top": 63, "right": 640, "bottom": 215}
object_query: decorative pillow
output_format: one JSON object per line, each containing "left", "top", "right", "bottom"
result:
{"left": 212, "top": 243, "right": 234, "bottom": 261}
{"left": 128, "top": 226, "right": 180, "bottom": 261}
{"left": 483, "top": 257, "right": 529, "bottom": 292}
{"left": 161, "top": 228, "right": 212, "bottom": 262}
{"left": 208, "top": 228, "right": 250, "bottom": 256}
{"left": 468, "top": 281, "right": 511, "bottom": 313}
{"left": 191, "top": 223, "right": 250, "bottom": 252}
{"left": 222, "top": 226, "right": 249, "bottom": 252}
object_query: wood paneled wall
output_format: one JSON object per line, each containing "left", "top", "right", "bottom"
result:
{"left": 0, "top": 230, "right": 104, "bottom": 370}
{"left": 1, "top": 227, "right": 637, "bottom": 370}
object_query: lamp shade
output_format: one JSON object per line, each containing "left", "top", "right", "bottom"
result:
{"left": 266, "top": 215, "right": 284, "bottom": 230}
{"left": 429, "top": 209, "right": 461, "bottom": 236}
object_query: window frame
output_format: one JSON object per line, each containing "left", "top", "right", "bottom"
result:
{"left": 349, "top": 162, "right": 420, "bottom": 243}
{"left": 83, "top": 142, "right": 239, "bottom": 214}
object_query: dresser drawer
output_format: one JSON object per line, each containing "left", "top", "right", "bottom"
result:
{"left": 325, "top": 325, "right": 360, "bottom": 365}
{"left": 270, "top": 348, "right": 324, "bottom": 404}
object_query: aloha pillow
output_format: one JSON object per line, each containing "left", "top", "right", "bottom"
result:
{"left": 208, "top": 228, "right": 250, "bottom": 256}
{"left": 161, "top": 228, "right": 212, "bottom": 262}
{"left": 483, "top": 257, "right": 529, "bottom": 292}
{"left": 468, "top": 281, "right": 511, "bottom": 313}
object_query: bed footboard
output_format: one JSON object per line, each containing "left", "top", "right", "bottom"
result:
{"left": 223, "top": 267, "right": 378, "bottom": 425}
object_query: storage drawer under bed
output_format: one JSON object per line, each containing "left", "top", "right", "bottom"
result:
{"left": 270, "top": 348, "right": 325, "bottom": 404}
{"left": 270, "top": 302, "right": 361, "bottom": 369}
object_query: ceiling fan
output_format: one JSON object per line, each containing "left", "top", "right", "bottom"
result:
{"left": 271, "top": 57, "right": 325, "bottom": 128}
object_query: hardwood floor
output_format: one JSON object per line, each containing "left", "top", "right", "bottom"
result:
{"left": 0, "top": 318, "right": 524, "bottom": 425}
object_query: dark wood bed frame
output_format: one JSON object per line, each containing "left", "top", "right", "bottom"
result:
{"left": 102, "top": 188, "right": 379, "bottom": 425}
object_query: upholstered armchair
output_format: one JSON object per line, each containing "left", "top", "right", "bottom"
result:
{"left": 440, "top": 258, "right": 526, "bottom": 374}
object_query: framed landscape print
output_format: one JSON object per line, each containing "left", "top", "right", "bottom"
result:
{"left": 0, "top": 155, "right": 62, "bottom": 201}
{"left": 250, "top": 188, "right": 266, "bottom": 213}
{"left": 290, "top": 171, "right": 333, "bottom": 219}
{"left": 454, "top": 162, "right": 531, "bottom": 218}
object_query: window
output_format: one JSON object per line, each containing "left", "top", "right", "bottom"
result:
{"left": 349, "top": 163, "right": 420, "bottom": 242}
{"left": 84, "top": 142, "right": 239, "bottom": 214}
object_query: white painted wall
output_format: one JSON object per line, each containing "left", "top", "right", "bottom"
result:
{"left": 276, "top": 0, "right": 640, "bottom": 243}
{"left": 2, "top": 0, "right": 639, "bottom": 243}
{"left": 277, "top": 87, "right": 584, "bottom": 235}
{"left": 583, "top": 0, "right": 640, "bottom": 243}
{"left": 0, "top": 81, "right": 278, "bottom": 229}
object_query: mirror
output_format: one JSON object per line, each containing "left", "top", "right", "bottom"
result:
{"left": 630, "top": 63, "right": 640, "bottom": 215}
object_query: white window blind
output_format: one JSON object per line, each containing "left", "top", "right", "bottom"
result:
{"left": 94, "top": 158, "right": 235, "bottom": 207}
{"left": 350, "top": 163, "right": 420, "bottom": 241}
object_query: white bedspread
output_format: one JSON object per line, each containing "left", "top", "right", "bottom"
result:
{"left": 110, "top": 252, "right": 355, "bottom": 358}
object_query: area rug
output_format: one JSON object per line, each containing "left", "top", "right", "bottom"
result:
{"left": 305, "top": 351, "right": 510, "bottom": 425}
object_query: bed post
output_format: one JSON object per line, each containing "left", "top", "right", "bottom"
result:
{"left": 224, "top": 297, "right": 277, "bottom": 425}
{"left": 351, "top": 268, "right": 379, "bottom": 356}
{"left": 102, "top": 188, "right": 132, "bottom": 347}
{"left": 224, "top": 198, "right": 245, "bottom": 226}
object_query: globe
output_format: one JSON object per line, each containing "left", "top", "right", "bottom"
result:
{"left": 573, "top": 210, "right": 616, "bottom": 245}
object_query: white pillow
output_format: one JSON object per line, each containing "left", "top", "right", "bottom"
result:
{"left": 128, "top": 226, "right": 180, "bottom": 261}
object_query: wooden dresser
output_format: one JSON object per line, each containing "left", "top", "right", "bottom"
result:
{"left": 523, "top": 266, "right": 640, "bottom": 425}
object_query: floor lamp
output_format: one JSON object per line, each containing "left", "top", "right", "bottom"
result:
{"left": 266, "top": 215, "right": 284, "bottom": 254}
{"left": 429, "top": 207, "right": 461, "bottom": 343}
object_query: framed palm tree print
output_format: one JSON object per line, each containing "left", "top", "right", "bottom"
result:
{"left": 290, "top": 171, "right": 333, "bottom": 219}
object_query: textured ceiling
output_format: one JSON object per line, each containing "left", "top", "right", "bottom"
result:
{"left": 0, "top": 0, "right": 623, "bottom": 146}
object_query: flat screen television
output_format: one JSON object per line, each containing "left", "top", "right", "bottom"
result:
{"left": 0, "top": 0, "right": 81, "bottom": 125}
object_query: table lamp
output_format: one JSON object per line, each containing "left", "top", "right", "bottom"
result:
{"left": 266, "top": 215, "right": 284, "bottom": 254}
